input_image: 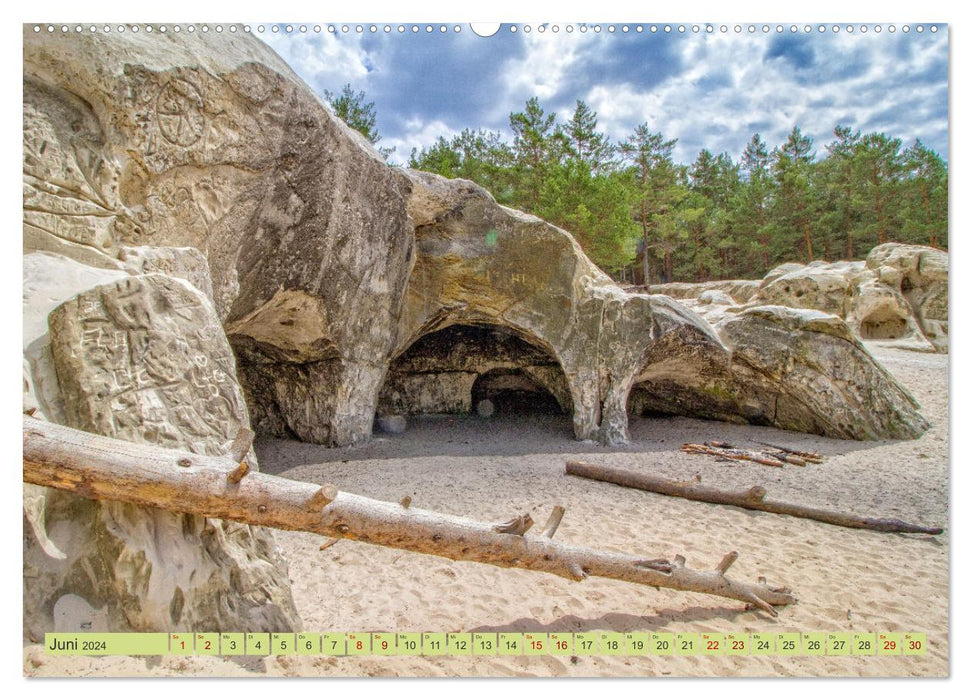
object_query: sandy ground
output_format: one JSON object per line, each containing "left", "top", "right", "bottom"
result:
{"left": 24, "top": 344, "right": 949, "bottom": 678}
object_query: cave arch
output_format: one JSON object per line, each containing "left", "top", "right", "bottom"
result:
{"left": 376, "top": 322, "right": 572, "bottom": 420}
{"left": 859, "top": 309, "right": 909, "bottom": 340}
{"left": 471, "top": 368, "right": 564, "bottom": 416}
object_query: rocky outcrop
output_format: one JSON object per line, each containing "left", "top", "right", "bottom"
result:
{"left": 663, "top": 245, "right": 948, "bottom": 353}
{"left": 388, "top": 171, "right": 930, "bottom": 444}
{"left": 649, "top": 279, "right": 759, "bottom": 304}
{"left": 24, "top": 26, "right": 414, "bottom": 448}
{"left": 865, "top": 243, "right": 948, "bottom": 351}
{"left": 24, "top": 273, "right": 300, "bottom": 639}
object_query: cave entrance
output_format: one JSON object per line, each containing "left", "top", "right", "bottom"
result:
{"left": 860, "top": 310, "right": 908, "bottom": 339}
{"left": 377, "top": 323, "right": 571, "bottom": 420}
{"left": 471, "top": 368, "right": 563, "bottom": 417}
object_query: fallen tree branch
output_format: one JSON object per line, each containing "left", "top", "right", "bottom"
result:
{"left": 681, "top": 443, "right": 785, "bottom": 467}
{"left": 541, "top": 505, "right": 566, "bottom": 539}
{"left": 566, "top": 460, "right": 943, "bottom": 535}
{"left": 754, "top": 442, "right": 825, "bottom": 463}
{"left": 22, "top": 416, "right": 795, "bottom": 616}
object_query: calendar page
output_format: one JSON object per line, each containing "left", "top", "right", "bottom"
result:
{"left": 21, "top": 15, "right": 950, "bottom": 680}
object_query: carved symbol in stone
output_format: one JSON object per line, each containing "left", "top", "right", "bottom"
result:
{"left": 155, "top": 79, "right": 205, "bottom": 147}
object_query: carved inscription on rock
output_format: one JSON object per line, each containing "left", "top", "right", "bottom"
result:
{"left": 49, "top": 274, "right": 246, "bottom": 455}
{"left": 156, "top": 79, "right": 205, "bottom": 147}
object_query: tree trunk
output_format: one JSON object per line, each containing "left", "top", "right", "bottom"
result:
{"left": 565, "top": 461, "right": 943, "bottom": 535}
{"left": 640, "top": 202, "right": 650, "bottom": 286}
{"left": 22, "top": 417, "right": 795, "bottom": 616}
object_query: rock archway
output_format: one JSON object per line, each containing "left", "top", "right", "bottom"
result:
{"left": 376, "top": 323, "right": 570, "bottom": 422}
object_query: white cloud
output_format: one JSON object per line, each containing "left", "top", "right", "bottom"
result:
{"left": 261, "top": 31, "right": 372, "bottom": 90}
{"left": 499, "top": 29, "right": 600, "bottom": 115}
{"left": 383, "top": 118, "right": 462, "bottom": 163}
{"left": 586, "top": 31, "right": 948, "bottom": 163}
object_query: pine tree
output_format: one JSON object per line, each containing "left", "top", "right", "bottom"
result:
{"left": 324, "top": 83, "right": 395, "bottom": 159}
{"left": 325, "top": 84, "right": 381, "bottom": 143}
{"left": 853, "top": 132, "right": 905, "bottom": 247}
{"left": 564, "top": 100, "right": 615, "bottom": 174}
{"left": 733, "top": 133, "right": 773, "bottom": 272}
{"left": 509, "top": 97, "right": 564, "bottom": 211}
{"left": 818, "top": 125, "right": 862, "bottom": 259}
{"left": 901, "top": 139, "right": 948, "bottom": 248}
{"left": 619, "top": 123, "right": 682, "bottom": 284}
{"left": 769, "top": 126, "right": 818, "bottom": 262}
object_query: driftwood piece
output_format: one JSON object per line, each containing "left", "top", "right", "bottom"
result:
{"left": 22, "top": 416, "right": 795, "bottom": 615}
{"left": 541, "top": 505, "right": 566, "bottom": 538}
{"left": 227, "top": 427, "right": 256, "bottom": 464}
{"left": 681, "top": 443, "right": 785, "bottom": 467}
{"left": 493, "top": 513, "right": 534, "bottom": 536}
{"left": 754, "top": 441, "right": 825, "bottom": 463}
{"left": 566, "top": 460, "right": 943, "bottom": 535}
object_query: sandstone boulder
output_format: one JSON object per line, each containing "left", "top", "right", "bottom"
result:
{"left": 754, "top": 260, "right": 864, "bottom": 315}
{"left": 717, "top": 306, "right": 928, "bottom": 439}
{"left": 865, "top": 243, "right": 948, "bottom": 351}
{"left": 119, "top": 245, "right": 215, "bottom": 303}
{"left": 676, "top": 245, "right": 949, "bottom": 353}
{"left": 24, "top": 26, "right": 414, "bottom": 448}
{"left": 697, "top": 289, "right": 736, "bottom": 306}
{"left": 24, "top": 273, "right": 300, "bottom": 638}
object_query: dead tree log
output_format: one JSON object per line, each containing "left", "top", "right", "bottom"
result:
{"left": 23, "top": 416, "right": 795, "bottom": 615}
{"left": 566, "top": 460, "right": 943, "bottom": 535}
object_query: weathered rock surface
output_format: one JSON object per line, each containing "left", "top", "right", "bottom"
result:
{"left": 666, "top": 245, "right": 948, "bottom": 353}
{"left": 629, "top": 305, "right": 929, "bottom": 440}
{"left": 24, "top": 26, "right": 414, "bottom": 448}
{"left": 865, "top": 243, "right": 948, "bottom": 351}
{"left": 391, "top": 171, "right": 930, "bottom": 444}
{"left": 719, "top": 306, "right": 928, "bottom": 439}
{"left": 24, "top": 273, "right": 300, "bottom": 638}
{"left": 119, "top": 245, "right": 215, "bottom": 303}
{"left": 649, "top": 279, "right": 759, "bottom": 304}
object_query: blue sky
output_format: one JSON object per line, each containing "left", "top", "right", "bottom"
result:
{"left": 261, "top": 23, "right": 949, "bottom": 166}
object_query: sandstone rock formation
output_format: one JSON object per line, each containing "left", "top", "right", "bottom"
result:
{"left": 22, "top": 26, "right": 935, "bottom": 635}
{"left": 649, "top": 279, "right": 759, "bottom": 304}
{"left": 865, "top": 243, "right": 948, "bottom": 351}
{"left": 24, "top": 273, "right": 300, "bottom": 639}
{"left": 25, "top": 26, "right": 414, "bottom": 449}
{"left": 385, "top": 171, "right": 929, "bottom": 444}
{"left": 653, "top": 245, "right": 948, "bottom": 353}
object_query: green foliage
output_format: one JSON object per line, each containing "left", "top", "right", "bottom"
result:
{"left": 325, "top": 84, "right": 381, "bottom": 143}
{"left": 324, "top": 83, "right": 395, "bottom": 159}
{"left": 407, "top": 98, "right": 948, "bottom": 283}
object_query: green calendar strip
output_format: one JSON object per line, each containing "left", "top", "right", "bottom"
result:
{"left": 42, "top": 631, "right": 928, "bottom": 657}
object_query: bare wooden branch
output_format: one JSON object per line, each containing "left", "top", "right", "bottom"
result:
{"left": 22, "top": 417, "right": 796, "bottom": 616}
{"left": 565, "top": 460, "right": 943, "bottom": 535}
{"left": 717, "top": 551, "right": 739, "bottom": 574}
{"left": 682, "top": 443, "right": 785, "bottom": 467}
{"left": 494, "top": 513, "right": 534, "bottom": 536}
{"left": 754, "top": 441, "right": 825, "bottom": 463}
{"left": 308, "top": 484, "right": 338, "bottom": 509}
{"left": 541, "top": 505, "right": 566, "bottom": 539}
{"left": 226, "top": 460, "right": 250, "bottom": 484}
{"left": 228, "top": 427, "right": 256, "bottom": 464}
{"left": 318, "top": 537, "right": 340, "bottom": 551}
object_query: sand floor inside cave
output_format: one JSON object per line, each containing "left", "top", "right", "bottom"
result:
{"left": 24, "top": 344, "right": 949, "bottom": 678}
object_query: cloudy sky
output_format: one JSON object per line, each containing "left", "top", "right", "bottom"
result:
{"left": 260, "top": 23, "right": 948, "bottom": 166}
